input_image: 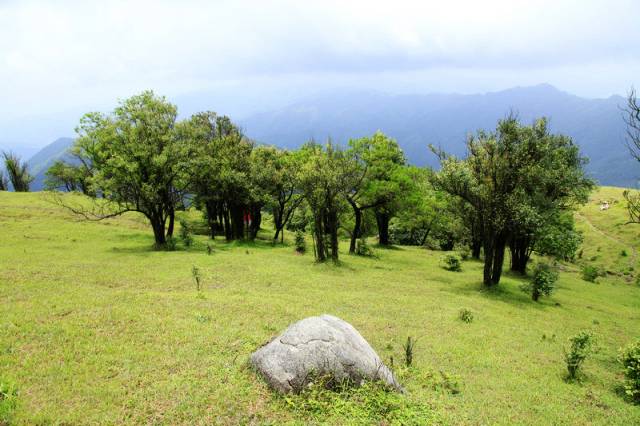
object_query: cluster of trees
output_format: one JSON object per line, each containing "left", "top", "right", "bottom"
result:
{"left": 48, "top": 91, "right": 593, "bottom": 286}
{"left": 431, "top": 116, "right": 593, "bottom": 286}
{"left": 50, "top": 91, "right": 445, "bottom": 259}
{"left": 0, "top": 152, "right": 33, "bottom": 192}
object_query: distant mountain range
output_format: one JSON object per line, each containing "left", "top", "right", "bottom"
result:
{"left": 26, "top": 137, "right": 75, "bottom": 191}
{"left": 25, "top": 84, "right": 640, "bottom": 190}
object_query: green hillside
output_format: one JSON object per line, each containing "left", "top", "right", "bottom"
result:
{"left": 0, "top": 188, "right": 639, "bottom": 424}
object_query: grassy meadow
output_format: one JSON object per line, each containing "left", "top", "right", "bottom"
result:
{"left": 1, "top": 187, "right": 639, "bottom": 424}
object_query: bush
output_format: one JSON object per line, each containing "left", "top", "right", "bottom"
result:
{"left": 581, "top": 265, "right": 600, "bottom": 283}
{"left": 282, "top": 376, "right": 436, "bottom": 424}
{"left": 179, "top": 219, "right": 193, "bottom": 247}
{"left": 164, "top": 236, "right": 177, "bottom": 251}
{"left": 440, "top": 253, "right": 462, "bottom": 272}
{"left": 458, "top": 308, "right": 473, "bottom": 323}
{"left": 0, "top": 379, "right": 18, "bottom": 425}
{"left": 534, "top": 213, "right": 583, "bottom": 261}
{"left": 621, "top": 249, "right": 629, "bottom": 257}
{"left": 294, "top": 230, "right": 306, "bottom": 253}
{"left": 191, "top": 265, "right": 201, "bottom": 292}
{"left": 521, "top": 262, "right": 558, "bottom": 301}
{"left": 564, "top": 330, "right": 596, "bottom": 380}
{"left": 458, "top": 250, "right": 470, "bottom": 261}
{"left": 619, "top": 340, "right": 640, "bottom": 404}
{"left": 356, "top": 238, "right": 375, "bottom": 257}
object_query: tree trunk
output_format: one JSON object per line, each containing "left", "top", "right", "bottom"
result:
{"left": 229, "top": 205, "right": 244, "bottom": 240}
{"left": 348, "top": 198, "right": 361, "bottom": 254}
{"left": 376, "top": 211, "right": 390, "bottom": 246}
{"left": 482, "top": 232, "right": 507, "bottom": 286}
{"left": 273, "top": 207, "right": 283, "bottom": 242}
{"left": 313, "top": 213, "right": 326, "bottom": 262}
{"left": 327, "top": 208, "right": 339, "bottom": 262}
{"left": 509, "top": 235, "right": 531, "bottom": 274}
{"left": 532, "top": 287, "right": 540, "bottom": 301}
{"left": 419, "top": 228, "right": 432, "bottom": 246}
{"left": 150, "top": 214, "right": 167, "bottom": 248}
{"left": 166, "top": 208, "right": 175, "bottom": 237}
{"left": 205, "top": 201, "right": 216, "bottom": 240}
{"left": 482, "top": 239, "right": 494, "bottom": 286}
{"left": 249, "top": 204, "right": 261, "bottom": 240}
{"left": 222, "top": 206, "right": 232, "bottom": 241}
{"left": 471, "top": 238, "right": 482, "bottom": 259}
{"left": 490, "top": 236, "right": 507, "bottom": 284}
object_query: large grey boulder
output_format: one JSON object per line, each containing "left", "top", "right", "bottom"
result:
{"left": 250, "top": 314, "right": 402, "bottom": 393}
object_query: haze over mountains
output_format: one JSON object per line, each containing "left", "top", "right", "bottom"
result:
{"left": 24, "top": 84, "right": 639, "bottom": 190}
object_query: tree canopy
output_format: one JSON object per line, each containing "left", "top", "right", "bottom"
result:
{"left": 432, "top": 116, "right": 592, "bottom": 285}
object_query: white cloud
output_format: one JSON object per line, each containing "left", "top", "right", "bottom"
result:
{"left": 0, "top": 0, "right": 639, "bottom": 126}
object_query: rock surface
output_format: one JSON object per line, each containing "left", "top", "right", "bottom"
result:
{"left": 250, "top": 314, "right": 402, "bottom": 393}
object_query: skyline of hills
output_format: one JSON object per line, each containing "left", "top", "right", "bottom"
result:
{"left": 19, "top": 84, "right": 640, "bottom": 190}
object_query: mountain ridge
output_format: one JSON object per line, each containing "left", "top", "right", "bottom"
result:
{"left": 25, "top": 84, "right": 639, "bottom": 190}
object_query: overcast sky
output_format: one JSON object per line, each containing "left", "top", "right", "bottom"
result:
{"left": 1, "top": 0, "right": 640, "bottom": 154}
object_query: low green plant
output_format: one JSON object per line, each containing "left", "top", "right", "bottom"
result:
{"left": 179, "top": 219, "right": 193, "bottom": 247}
{"left": 165, "top": 236, "right": 177, "bottom": 251}
{"left": 564, "top": 330, "right": 596, "bottom": 380}
{"left": 403, "top": 336, "right": 416, "bottom": 367}
{"left": 355, "top": 237, "right": 375, "bottom": 257}
{"left": 206, "top": 244, "right": 213, "bottom": 255}
{"left": 0, "top": 379, "right": 18, "bottom": 425}
{"left": 521, "top": 262, "right": 558, "bottom": 301}
{"left": 282, "top": 375, "right": 435, "bottom": 424}
{"left": 621, "top": 249, "right": 628, "bottom": 257}
{"left": 582, "top": 265, "right": 600, "bottom": 283}
{"left": 458, "top": 250, "right": 470, "bottom": 261}
{"left": 619, "top": 340, "right": 640, "bottom": 404}
{"left": 192, "top": 265, "right": 201, "bottom": 292}
{"left": 294, "top": 230, "right": 306, "bottom": 253}
{"left": 440, "top": 253, "right": 462, "bottom": 272}
{"left": 195, "top": 313, "right": 211, "bottom": 323}
{"left": 458, "top": 308, "right": 474, "bottom": 323}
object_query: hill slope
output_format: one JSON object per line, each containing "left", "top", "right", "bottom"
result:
{"left": 25, "top": 137, "right": 74, "bottom": 191}
{"left": 0, "top": 188, "right": 638, "bottom": 424}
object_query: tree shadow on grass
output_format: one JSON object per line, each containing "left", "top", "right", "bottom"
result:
{"left": 440, "top": 275, "right": 558, "bottom": 311}
{"left": 373, "top": 244, "right": 405, "bottom": 251}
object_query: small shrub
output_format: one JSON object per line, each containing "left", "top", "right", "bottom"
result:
{"left": 403, "top": 336, "right": 416, "bottom": 367}
{"left": 564, "top": 330, "right": 596, "bottom": 380}
{"left": 619, "top": 340, "right": 640, "bottom": 404}
{"left": 355, "top": 237, "right": 375, "bottom": 257}
{"left": 458, "top": 250, "right": 470, "bottom": 261}
{"left": 206, "top": 244, "right": 213, "bottom": 255}
{"left": 621, "top": 249, "right": 628, "bottom": 257}
{"left": 192, "top": 265, "right": 201, "bottom": 292}
{"left": 582, "top": 265, "right": 600, "bottom": 283}
{"left": 521, "top": 262, "right": 558, "bottom": 301}
{"left": 458, "top": 308, "right": 474, "bottom": 323}
{"left": 195, "top": 313, "right": 211, "bottom": 323}
{"left": 0, "top": 379, "right": 18, "bottom": 425}
{"left": 293, "top": 230, "right": 306, "bottom": 253}
{"left": 165, "top": 236, "right": 177, "bottom": 251}
{"left": 440, "top": 253, "right": 462, "bottom": 272}
{"left": 436, "top": 370, "right": 461, "bottom": 395}
{"left": 282, "top": 375, "right": 436, "bottom": 424}
{"left": 179, "top": 219, "right": 193, "bottom": 247}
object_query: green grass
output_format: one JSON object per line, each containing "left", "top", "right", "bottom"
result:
{"left": 0, "top": 189, "right": 639, "bottom": 424}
